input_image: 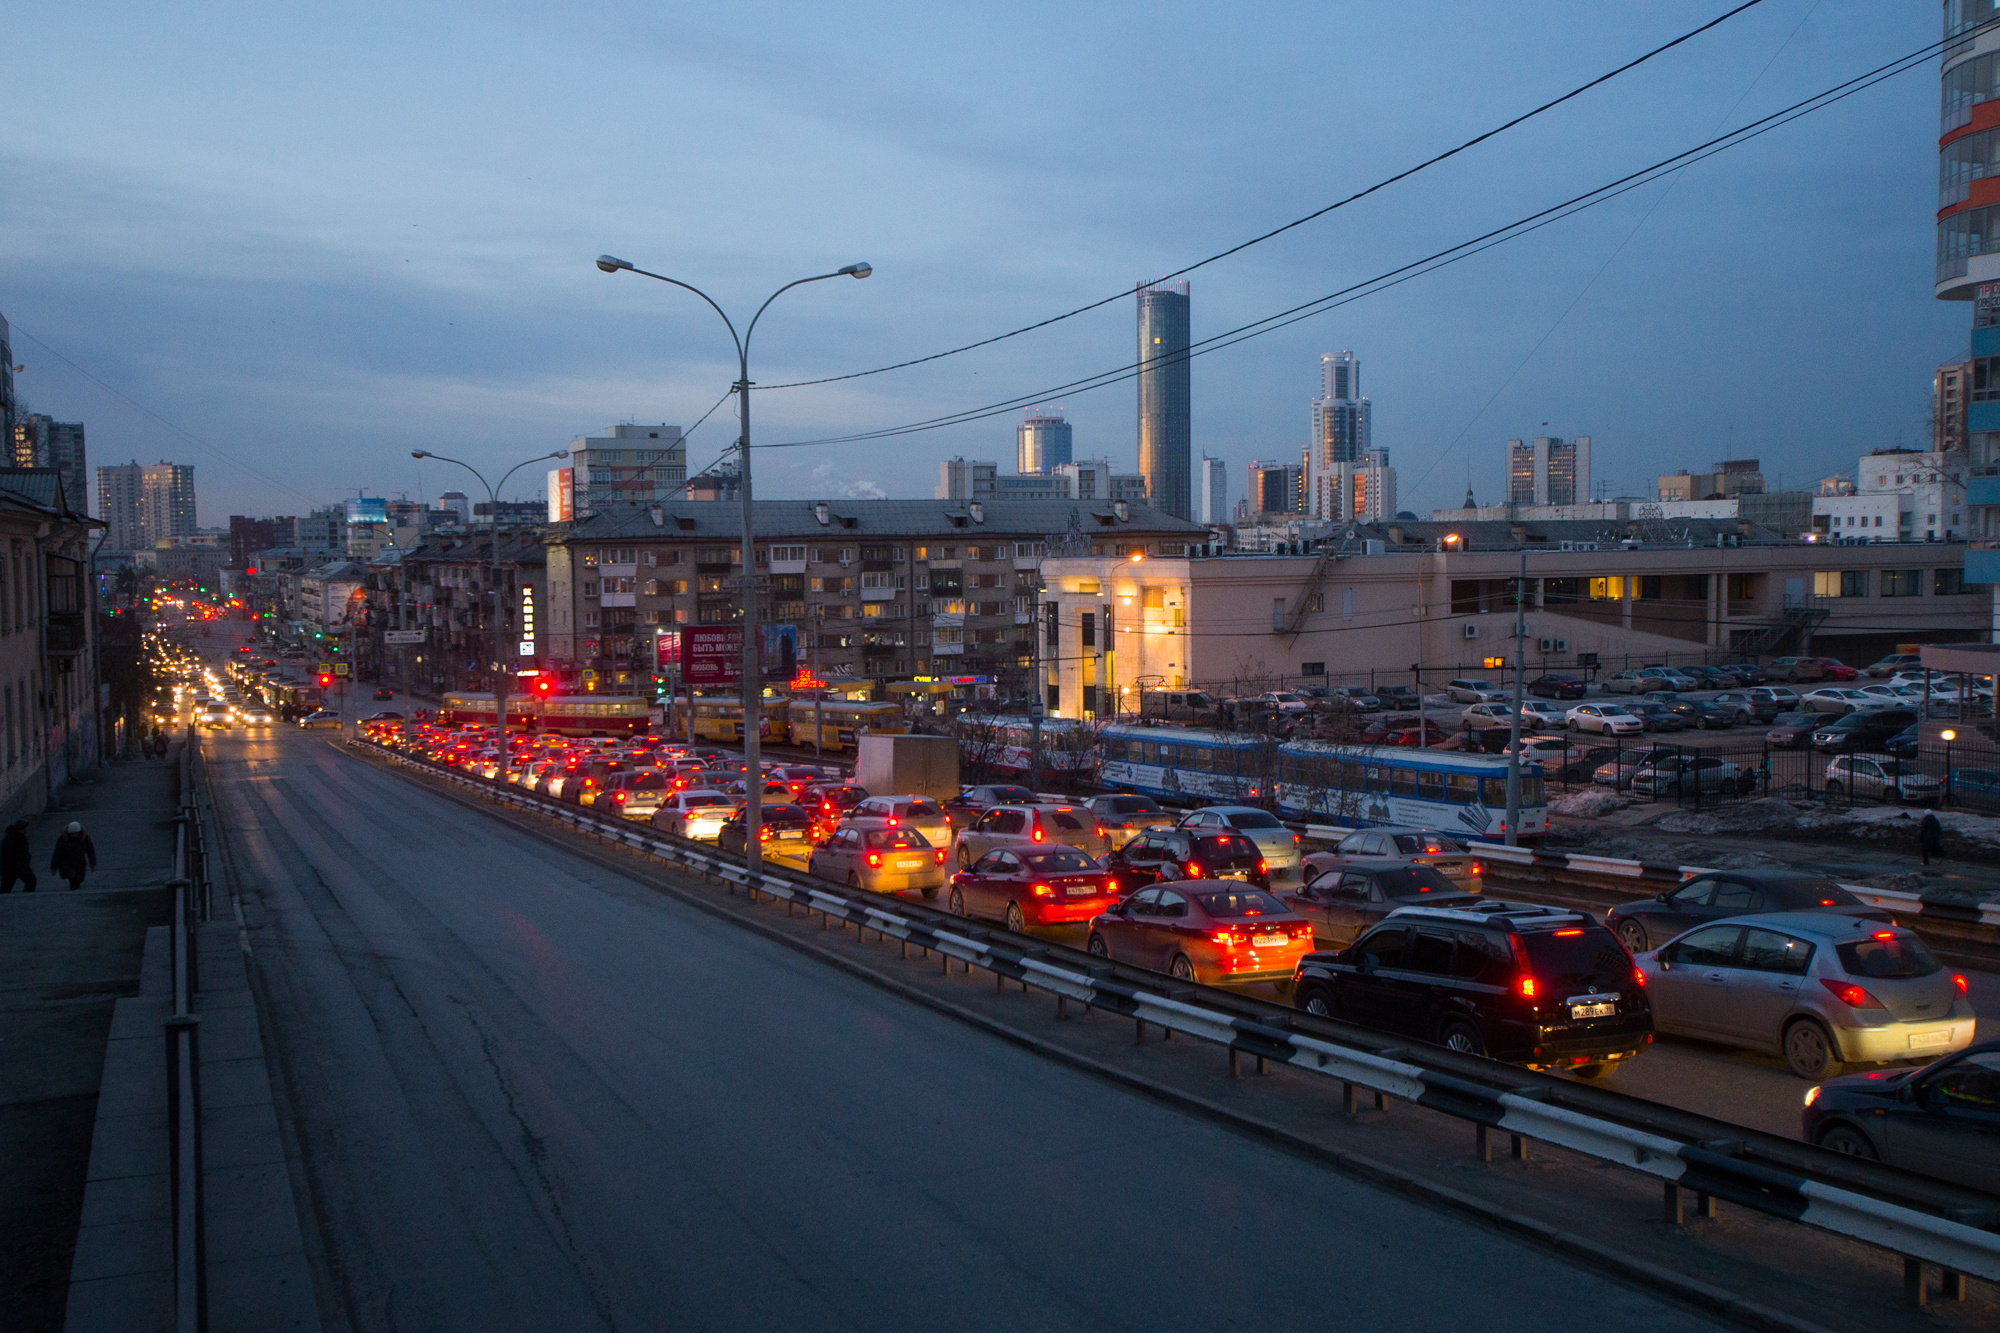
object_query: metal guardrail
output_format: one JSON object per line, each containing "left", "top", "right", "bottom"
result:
{"left": 358, "top": 737, "right": 2000, "bottom": 1298}
{"left": 169, "top": 727, "right": 213, "bottom": 1333}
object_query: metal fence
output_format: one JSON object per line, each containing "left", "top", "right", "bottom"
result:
{"left": 168, "top": 728, "right": 216, "bottom": 1333}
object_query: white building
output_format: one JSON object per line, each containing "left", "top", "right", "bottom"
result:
{"left": 569, "top": 424, "right": 686, "bottom": 512}
{"left": 1307, "top": 351, "right": 1373, "bottom": 520}
{"left": 1321, "top": 449, "right": 1397, "bottom": 523}
{"left": 1811, "top": 448, "right": 1968, "bottom": 542}
{"left": 938, "top": 456, "right": 1146, "bottom": 503}
{"left": 1198, "top": 455, "right": 1228, "bottom": 524}
{"left": 1507, "top": 435, "right": 1591, "bottom": 507}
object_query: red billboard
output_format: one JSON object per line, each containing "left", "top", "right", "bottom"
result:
{"left": 683, "top": 626, "right": 743, "bottom": 685}
{"left": 655, "top": 629, "right": 681, "bottom": 670}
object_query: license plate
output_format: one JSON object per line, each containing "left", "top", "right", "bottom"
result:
{"left": 779, "top": 830, "right": 802, "bottom": 839}
{"left": 1571, "top": 1002, "right": 1616, "bottom": 1020}
{"left": 1909, "top": 1029, "right": 1954, "bottom": 1050}
{"left": 1252, "top": 933, "right": 1286, "bottom": 949}
{"left": 1220, "top": 871, "right": 1250, "bottom": 881}
{"left": 894, "top": 858, "right": 926, "bottom": 871}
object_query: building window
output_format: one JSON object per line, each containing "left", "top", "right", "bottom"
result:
{"left": 1728, "top": 573, "right": 1757, "bottom": 601}
{"left": 1935, "top": 567, "right": 1986, "bottom": 595}
{"left": 1587, "top": 576, "right": 1625, "bottom": 601}
{"left": 1813, "top": 571, "right": 1869, "bottom": 598}
{"left": 1880, "top": 569, "right": 1922, "bottom": 597}
{"left": 772, "top": 545, "right": 805, "bottom": 562}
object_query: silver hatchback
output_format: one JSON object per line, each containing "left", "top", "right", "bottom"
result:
{"left": 1636, "top": 913, "right": 1974, "bottom": 1079}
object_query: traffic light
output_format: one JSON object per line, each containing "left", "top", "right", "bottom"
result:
{"left": 318, "top": 673, "right": 333, "bottom": 689}
{"left": 534, "top": 677, "right": 554, "bottom": 698}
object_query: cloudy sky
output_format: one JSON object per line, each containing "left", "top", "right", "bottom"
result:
{"left": 0, "top": 0, "right": 1965, "bottom": 524}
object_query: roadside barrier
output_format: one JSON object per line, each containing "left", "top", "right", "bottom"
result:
{"left": 169, "top": 728, "right": 217, "bottom": 1333}
{"left": 358, "top": 737, "right": 2000, "bottom": 1300}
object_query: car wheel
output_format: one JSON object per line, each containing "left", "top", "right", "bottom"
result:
{"left": 1816, "top": 1125, "right": 1877, "bottom": 1160}
{"left": 1004, "top": 901, "right": 1025, "bottom": 932}
{"left": 1296, "top": 985, "right": 1332, "bottom": 1017}
{"left": 1784, "top": 1019, "right": 1843, "bottom": 1080}
{"left": 1438, "top": 1020, "right": 1484, "bottom": 1057}
{"left": 1615, "top": 919, "right": 1648, "bottom": 953}
{"left": 920, "top": 884, "right": 938, "bottom": 901}
{"left": 957, "top": 844, "right": 973, "bottom": 868}
{"left": 1825, "top": 780, "right": 1843, "bottom": 798}
{"left": 948, "top": 887, "right": 968, "bottom": 917}
{"left": 1168, "top": 954, "right": 1197, "bottom": 984}
{"left": 847, "top": 872, "right": 860, "bottom": 889}
{"left": 1087, "top": 932, "right": 1110, "bottom": 960}
{"left": 1572, "top": 1063, "right": 1611, "bottom": 1080}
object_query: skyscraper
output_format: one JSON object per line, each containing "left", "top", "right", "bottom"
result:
{"left": 1505, "top": 436, "right": 1592, "bottom": 507}
{"left": 98, "top": 460, "right": 195, "bottom": 551}
{"left": 0, "top": 310, "right": 14, "bottom": 445}
{"left": 1308, "top": 351, "right": 1372, "bottom": 519}
{"left": 1016, "top": 407, "right": 1073, "bottom": 474}
{"left": 1136, "top": 280, "right": 1191, "bottom": 519}
{"left": 1198, "top": 455, "right": 1228, "bottom": 525}
{"left": 1248, "top": 460, "right": 1305, "bottom": 515}
{"left": 98, "top": 463, "right": 144, "bottom": 552}
{"left": 12, "top": 414, "right": 87, "bottom": 513}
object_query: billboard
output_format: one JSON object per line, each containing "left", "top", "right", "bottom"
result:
{"left": 655, "top": 628, "right": 681, "bottom": 670}
{"left": 345, "top": 496, "right": 389, "bottom": 525}
{"left": 547, "top": 467, "right": 574, "bottom": 523}
{"left": 684, "top": 626, "right": 742, "bottom": 685}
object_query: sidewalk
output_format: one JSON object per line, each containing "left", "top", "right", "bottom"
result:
{"left": 0, "top": 749, "right": 181, "bottom": 1332}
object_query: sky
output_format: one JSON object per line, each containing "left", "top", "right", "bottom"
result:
{"left": 0, "top": 0, "right": 1971, "bottom": 525}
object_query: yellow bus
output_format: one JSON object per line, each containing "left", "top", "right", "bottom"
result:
{"left": 785, "top": 699, "right": 905, "bottom": 752}
{"left": 538, "top": 695, "right": 653, "bottom": 737}
{"left": 688, "top": 696, "right": 790, "bottom": 743}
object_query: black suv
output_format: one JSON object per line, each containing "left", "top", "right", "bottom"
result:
{"left": 1290, "top": 902, "right": 1654, "bottom": 1078}
{"left": 1107, "top": 829, "right": 1268, "bottom": 888}
{"left": 1810, "top": 708, "right": 1918, "bottom": 754}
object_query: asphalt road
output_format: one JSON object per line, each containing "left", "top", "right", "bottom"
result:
{"left": 200, "top": 720, "right": 1740, "bottom": 1333}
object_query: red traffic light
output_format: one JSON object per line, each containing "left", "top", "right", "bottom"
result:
{"left": 535, "top": 679, "right": 554, "bottom": 696}
{"left": 318, "top": 673, "right": 332, "bottom": 688}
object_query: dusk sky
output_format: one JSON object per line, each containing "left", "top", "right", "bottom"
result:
{"left": 0, "top": 1, "right": 1966, "bottom": 524}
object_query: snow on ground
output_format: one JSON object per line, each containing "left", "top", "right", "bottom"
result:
{"left": 1547, "top": 789, "right": 1632, "bottom": 819}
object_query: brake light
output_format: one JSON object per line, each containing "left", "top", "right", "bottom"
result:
{"left": 867, "top": 852, "right": 881, "bottom": 868}
{"left": 1210, "top": 928, "right": 1243, "bottom": 947}
{"left": 1095, "top": 824, "right": 1108, "bottom": 838}
{"left": 1632, "top": 968, "right": 1645, "bottom": 989}
{"left": 1105, "top": 878, "right": 1118, "bottom": 895}
{"left": 887, "top": 817, "right": 897, "bottom": 826}
{"left": 1293, "top": 833, "right": 1301, "bottom": 846}
{"left": 1871, "top": 930, "right": 1895, "bottom": 940}
{"left": 1952, "top": 973, "right": 1968, "bottom": 996}
{"left": 612, "top": 791, "right": 627, "bottom": 803}
{"left": 1554, "top": 928, "right": 1582, "bottom": 937}
{"left": 1820, "top": 979, "right": 1886, "bottom": 1010}
{"left": 1518, "top": 976, "right": 1537, "bottom": 999}
{"left": 1470, "top": 863, "right": 1483, "bottom": 876}
{"left": 1257, "top": 858, "right": 1268, "bottom": 875}
{"left": 934, "top": 849, "right": 946, "bottom": 865}
{"left": 1032, "top": 883, "right": 1052, "bottom": 897}
{"left": 1186, "top": 862, "right": 1203, "bottom": 878}
{"left": 759, "top": 826, "right": 771, "bottom": 841}
{"left": 1032, "top": 824, "right": 1045, "bottom": 842}
{"left": 1424, "top": 844, "right": 1441, "bottom": 854}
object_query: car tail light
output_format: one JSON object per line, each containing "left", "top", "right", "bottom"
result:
{"left": 867, "top": 852, "right": 882, "bottom": 868}
{"left": 1257, "top": 858, "right": 1268, "bottom": 875}
{"left": 934, "top": 849, "right": 946, "bottom": 865}
{"left": 1554, "top": 928, "right": 1582, "bottom": 937}
{"left": 1292, "top": 923, "right": 1314, "bottom": 941}
{"left": 1820, "top": 978, "right": 1886, "bottom": 1010}
{"left": 1293, "top": 832, "right": 1301, "bottom": 846}
{"left": 1632, "top": 968, "right": 1645, "bottom": 989}
{"left": 1096, "top": 824, "right": 1108, "bottom": 838}
{"left": 1186, "top": 862, "right": 1203, "bottom": 878}
{"left": 1031, "top": 883, "right": 1052, "bottom": 897}
{"left": 1210, "top": 928, "right": 1243, "bottom": 947}
{"left": 612, "top": 791, "right": 627, "bottom": 803}
{"left": 1952, "top": 973, "right": 1969, "bottom": 996}
{"left": 1871, "top": 930, "right": 1895, "bottom": 940}
{"left": 1470, "top": 863, "right": 1483, "bottom": 876}
{"left": 759, "top": 826, "right": 771, "bottom": 841}
{"left": 887, "top": 816, "right": 897, "bottom": 826}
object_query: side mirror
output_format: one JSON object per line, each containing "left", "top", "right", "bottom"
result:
{"left": 1656, "top": 892, "right": 1673, "bottom": 904}
{"left": 1354, "top": 952, "right": 1376, "bottom": 974}
{"left": 1895, "top": 1081, "right": 1921, "bottom": 1105}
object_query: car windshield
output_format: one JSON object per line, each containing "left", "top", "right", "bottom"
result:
{"left": 765, "top": 805, "right": 812, "bottom": 824}
{"left": 1194, "top": 834, "right": 1258, "bottom": 859}
{"left": 1772, "top": 712, "right": 1811, "bottom": 725}
{"left": 1391, "top": 834, "right": 1467, "bottom": 854}
{"left": 1024, "top": 849, "right": 1098, "bottom": 872}
{"left": 1377, "top": 866, "right": 1465, "bottom": 898}
{"left": 904, "top": 800, "right": 944, "bottom": 818}
{"left": 628, "top": 774, "right": 669, "bottom": 790}
{"left": 1224, "top": 811, "right": 1284, "bottom": 830}
{"left": 1836, "top": 935, "right": 1941, "bottom": 979}
{"left": 1106, "top": 796, "right": 1160, "bottom": 814}
{"left": 683, "top": 794, "right": 731, "bottom": 808}
{"left": 865, "top": 829, "right": 931, "bottom": 850}
{"left": 989, "top": 787, "right": 1035, "bottom": 804}
{"left": 1520, "top": 928, "right": 1632, "bottom": 989}
{"left": 1196, "top": 890, "right": 1285, "bottom": 917}
{"left": 1596, "top": 705, "right": 1633, "bottom": 717}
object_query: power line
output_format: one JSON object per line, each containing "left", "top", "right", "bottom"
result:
{"left": 758, "top": 0, "right": 1771, "bottom": 392}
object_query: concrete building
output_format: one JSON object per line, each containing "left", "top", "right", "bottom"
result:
{"left": 939, "top": 457, "right": 1146, "bottom": 504}
{"left": 1937, "top": 361, "right": 1970, "bottom": 453}
{"left": 1198, "top": 455, "right": 1228, "bottom": 525}
{"left": 358, "top": 532, "right": 546, "bottom": 694}
{"left": 1016, "top": 407, "right": 1072, "bottom": 475}
{"left": 1308, "top": 351, "right": 1373, "bottom": 520}
{"left": 569, "top": 424, "right": 687, "bottom": 513}
{"left": 437, "top": 490, "right": 472, "bottom": 525}
{"left": 1657, "top": 459, "right": 1765, "bottom": 502}
{"left": 0, "top": 468, "right": 103, "bottom": 810}
{"left": 1507, "top": 436, "right": 1591, "bottom": 507}
{"left": 1321, "top": 449, "right": 1397, "bottom": 524}
{"left": 1136, "top": 280, "right": 1192, "bottom": 519}
{"left": 1812, "top": 448, "right": 1968, "bottom": 542}
{"left": 100, "top": 461, "right": 196, "bottom": 552}
{"left": 1249, "top": 460, "right": 1304, "bottom": 515}
{"left": 0, "top": 311, "right": 13, "bottom": 444}
{"left": 11, "top": 415, "right": 86, "bottom": 514}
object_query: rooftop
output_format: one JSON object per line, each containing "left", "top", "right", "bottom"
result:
{"left": 560, "top": 498, "right": 1207, "bottom": 541}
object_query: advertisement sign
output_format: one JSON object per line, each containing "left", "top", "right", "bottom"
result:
{"left": 547, "top": 467, "right": 575, "bottom": 523}
{"left": 383, "top": 630, "right": 424, "bottom": 645}
{"left": 684, "top": 626, "right": 742, "bottom": 685}
{"left": 655, "top": 628, "right": 681, "bottom": 670}
{"left": 344, "top": 496, "right": 389, "bottom": 525}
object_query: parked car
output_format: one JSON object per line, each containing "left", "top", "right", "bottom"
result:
{"left": 1105, "top": 828, "right": 1269, "bottom": 889}
{"left": 1719, "top": 661, "right": 1769, "bottom": 685}
{"left": 1802, "top": 1036, "right": 2000, "bottom": 1191}
{"left": 1304, "top": 827, "right": 1484, "bottom": 888}
{"left": 809, "top": 818, "right": 948, "bottom": 896}
{"left": 1684, "top": 666, "right": 1739, "bottom": 689}
{"left": 1711, "top": 690, "right": 1778, "bottom": 724}
{"left": 1600, "top": 669, "right": 1651, "bottom": 695}
{"left": 1767, "top": 657, "right": 1827, "bottom": 684}
{"left": 1811, "top": 709, "right": 1919, "bottom": 755}
{"left": 1536, "top": 742, "right": 1619, "bottom": 784}
{"left": 1258, "top": 691, "right": 1311, "bottom": 713}
{"left": 1801, "top": 687, "right": 1876, "bottom": 716}
{"left": 1567, "top": 703, "right": 1644, "bottom": 736}
{"left": 716, "top": 802, "right": 819, "bottom": 853}
{"left": 1373, "top": 685, "right": 1422, "bottom": 710}
{"left": 1605, "top": 869, "right": 1885, "bottom": 953}
{"left": 1084, "top": 883, "right": 1312, "bottom": 988}
{"left": 1527, "top": 674, "right": 1587, "bottom": 700}
{"left": 1884, "top": 725, "right": 1920, "bottom": 759}
{"left": 1445, "top": 678, "right": 1506, "bottom": 704}
{"left": 1811, "top": 658, "right": 1861, "bottom": 681}
{"left": 949, "top": 844, "right": 1120, "bottom": 930}
{"left": 1177, "top": 805, "right": 1302, "bottom": 875}
{"left": 1281, "top": 860, "right": 1479, "bottom": 945}
{"left": 955, "top": 804, "right": 1109, "bottom": 866}
{"left": 1329, "top": 686, "right": 1384, "bottom": 713}
{"left": 1765, "top": 711, "right": 1819, "bottom": 749}
{"left": 1516, "top": 699, "right": 1570, "bottom": 727}
{"left": 1291, "top": 901, "right": 1655, "bottom": 1077}
{"left": 1638, "top": 915, "right": 1973, "bottom": 1079}
{"left": 1951, "top": 767, "right": 2000, "bottom": 807}
{"left": 1460, "top": 702, "right": 1521, "bottom": 727}
{"left": 1627, "top": 703, "right": 1688, "bottom": 733}
{"left": 650, "top": 789, "right": 736, "bottom": 841}
{"left": 1630, "top": 754, "right": 1741, "bottom": 798}
{"left": 1823, "top": 753, "right": 1940, "bottom": 804}
{"left": 1858, "top": 683, "right": 1925, "bottom": 706}
{"left": 1864, "top": 652, "right": 1926, "bottom": 679}
{"left": 1591, "top": 744, "right": 1680, "bottom": 790}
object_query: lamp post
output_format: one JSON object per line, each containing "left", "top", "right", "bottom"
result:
{"left": 410, "top": 448, "right": 569, "bottom": 754}
{"left": 595, "top": 254, "right": 871, "bottom": 884}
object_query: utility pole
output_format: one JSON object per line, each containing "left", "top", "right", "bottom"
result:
{"left": 1504, "top": 549, "right": 1527, "bottom": 846}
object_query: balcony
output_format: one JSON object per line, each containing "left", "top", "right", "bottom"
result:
{"left": 46, "top": 613, "right": 86, "bottom": 656}
{"left": 1966, "top": 542, "right": 2000, "bottom": 586}
{"left": 600, "top": 591, "right": 635, "bottom": 608}
{"left": 1967, "top": 475, "right": 2000, "bottom": 509}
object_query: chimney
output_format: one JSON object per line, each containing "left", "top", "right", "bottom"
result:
{"left": 648, "top": 504, "right": 664, "bottom": 527}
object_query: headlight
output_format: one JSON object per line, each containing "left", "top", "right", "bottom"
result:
{"left": 1803, "top": 1085, "right": 1820, "bottom": 1107}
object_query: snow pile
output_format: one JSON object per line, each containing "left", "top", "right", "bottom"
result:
{"left": 1653, "top": 798, "right": 1808, "bottom": 837}
{"left": 1548, "top": 789, "right": 1631, "bottom": 819}
{"left": 1655, "top": 800, "right": 2000, "bottom": 857}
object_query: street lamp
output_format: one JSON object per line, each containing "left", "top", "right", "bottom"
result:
{"left": 411, "top": 447, "right": 569, "bottom": 750}
{"left": 595, "top": 253, "right": 871, "bottom": 886}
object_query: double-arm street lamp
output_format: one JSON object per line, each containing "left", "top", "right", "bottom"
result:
{"left": 594, "top": 254, "right": 870, "bottom": 885}
{"left": 411, "top": 448, "right": 570, "bottom": 747}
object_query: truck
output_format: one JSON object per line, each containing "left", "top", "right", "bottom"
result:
{"left": 855, "top": 733, "right": 959, "bottom": 801}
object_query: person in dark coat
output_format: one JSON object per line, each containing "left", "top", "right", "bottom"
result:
{"left": 1, "top": 820, "right": 35, "bottom": 893}
{"left": 51, "top": 821, "right": 96, "bottom": 892}
{"left": 1919, "top": 811, "right": 1944, "bottom": 867}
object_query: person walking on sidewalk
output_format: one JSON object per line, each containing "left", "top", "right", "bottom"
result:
{"left": 1919, "top": 810, "right": 1944, "bottom": 868}
{"left": 51, "top": 821, "right": 96, "bottom": 891}
{"left": 1, "top": 820, "right": 35, "bottom": 892}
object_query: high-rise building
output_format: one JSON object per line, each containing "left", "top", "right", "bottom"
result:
{"left": 1016, "top": 407, "right": 1073, "bottom": 475}
{"left": 568, "top": 424, "right": 686, "bottom": 512}
{"left": 1136, "top": 280, "right": 1191, "bottom": 519}
{"left": 1249, "top": 459, "right": 1305, "bottom": 515}
{"left": 1307, "top": 351, "right": 1373, "bottom": 519}
{"left": 1936, "top": 361, "right": 1970, "bottom": 453}
{"left": 1942, "top": 12, "right": 2000, "bottom": 588}
{"left": 1506, "top": 435, "right": 1591, "bottom": 507}
{"left": 11, "top": 414, "right": 86, "bottom": 513}
{"left": 1198, "top": 456, "right": 1228, "bottom": 525}
{"left": 100, "top": 461, "right": 195, "bottom": 554}
{"left": 1322, "top": 449, "right": 1398, "bottom": 523}
{"left": 0, "top": 310, "right": 14, "bottom": 445}
{"left": 98, "top": 464, "right": 143, "bottom": 552}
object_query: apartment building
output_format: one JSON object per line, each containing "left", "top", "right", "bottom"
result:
{"left": 356, "top": 533, "right": 546, "bottom": 694}
{"left": 568, "top": 423, "right": 687, "bottom": 513}
{"left": 0, "top": 469, "right": 101, "bottom": 813}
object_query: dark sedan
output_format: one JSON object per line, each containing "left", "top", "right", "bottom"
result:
{"left": 1278, "top": 859, "right": 1479, "bottom": 945}
{"left": 1372, "top": 685, "right": 1422, "bottom": 710}
{"left": 1629, "top": 703, "right": 1688, "bottom": 733}
{"left": 1810, "top": 708, "right": 1919, "bottom": 754}
{"left": 1605, "top": 869, "right": 1889, "bottom": 953}
{"left": 1106, "top": 829, "right": 1268, "bottom": 889}
{"left": 1528, "top": 674, "right": 1587, "bottom": 700}
{"left": 716, "top": 803, "right": 819, "bottom": 854}
{"left": 1802, "top": 1037, "right": 2000, "bottom": 1194}
{"left": 1765, "top": 711, "right": 1818, "bottom": 749}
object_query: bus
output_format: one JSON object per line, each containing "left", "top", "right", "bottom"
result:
{"left": 687, "top": 695, "right": 789, "bottom": 743}
{"left": 1096, "top": 723, "right": 1276, "bottom": 805}
{"left": 785, "top": 699, "right": 905, "bottom": 752}
{"left": 952, "top": 715, "right": 1097, "bottom": 781}
{"left": 1273, "top": 742, "right": 1548, "bottom": 842}
{"left": 538, "top": 695, "right": 652, "bottom": 737}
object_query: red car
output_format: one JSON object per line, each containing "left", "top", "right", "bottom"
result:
{"left": 949, "top": 845, "right": 1120, "bottom": 931}
{"left": 1087, "top": 885, "right": 1314, "bottom": 987}
{"left": 1812, "top": 658, "right": 1859, "bottom": 681}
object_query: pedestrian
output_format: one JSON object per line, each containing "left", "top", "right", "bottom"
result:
{"left": 1919, "top": 810, "right": 1944, "bottom": 867}
{"left": 51, "top": 821, "right": 96, "bottom": 892}
{"left": 1, "top": 820, "right": 35, "bottom": 893}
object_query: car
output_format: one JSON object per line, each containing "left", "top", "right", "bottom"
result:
{"left": 298, "top": 711, "right": 341, "bottom": 729}
{"left": 1858, "top": 683, "right": 1925, "bottom": 706}
{"left": 947, "top": 784, "right": 1038, "bottom": 817}
{"left": 1719, "top": 661, "right": 1769, "bottom": 685}
{"left": 1605, "top": 869, "right": 1886, "bottom": 954}
{"left": 1177, "top": 805, "right": 1302, "bottom": 874}
{"left": 1801, "top": 687, "right": 1875, "bottom": 715}
{"left": 1811, "top": 658, "right": 1860, "bottom": 681}
{"left": 1258, "top": 691, "right": 1311, "bottom": 713}
{"left": 1460, "top": 702, "right": 1521, "bottom": 727}
{"left": 1765, "top": 711, "right": 1818, "bottom": 749}
{"left": 1445, "top": 678, "right": 1506, "bottom": 704}
{"left": 717, "top": 803, "right": 822, "bottom": 855}
{"left": 239, "top": 707, "right": 276, "bottom": 726}
{"left": 801, "top": 783, "right": 872, "bottom": 822}
{"left": 1638, "top": 916, "right": 1973, "bottom": 1079}
{"left": 1088, "top": 884, "right": 1313, "bottom": 986}
{"left": 1532, "top": 742, "right": 1619, "bottom": 784}
{"left": 1085, "top": 794, "right": 1179, "bottom": 848}
{"left": 1864, "top": 652, "right": 1926, "bottom": 679}
{"left": 1372, "top": 685, "right": 1422, "bottom": 710}
{"left": 955, "top": 804, "right": 1109, "bottom": 867}
{"left": 1329, "top": 686, "right": 1383, "bottom": 713}
{"left": 1802, "top": 1036, "right": 2000, "bottom": 1189}
{"left": 373, "top": 687, "right": 395, "bottom": 700}
{"left": 1767, "top": 657, "right": 1827, "bottom": 684}
{"left": 1629, "top": 754, "right": 1741, "bottom": 798}
{"left": 1516, "top": 699, "right": 1570, "bottom": 727}
{"left": 1884, "top": 725, "right": 1919, "bottom": 759}
{"left": 1677, "top": 700, "right": 1736, "bottom": 730}
{"left": 1527, "top": 674, "right": 1586, "bottom": 700}
{"left": 1600, "top": 670, "right": 1649, "bottom": 695}
{"left": 1626, "top": 703, "right": 1687, "bottom": 733}
{"left": 1589, "top": 744, "right": 1680, "bottom": 790}
{"left": 1824, "top": 753, "right": 1940, "bottom": 804}
{"left": 1291, "top": 901, "right": 1654, "bottom": 1077}
{"left": 651, "top": 789, "right": 737, "bottom": 841}
{"left": 1567, "top": 703, "right": 1644, "bottom": 735}
{"left": 949, "top": 844, "right": 1120, "bottom": 930}
{"left": 1683, "top": 666, "right": 1740, "bottom": 689}
{"left": 362, "top": 709, "right": 404, "bottom": 723}
{"left": 809, "top": 818, "right": 949, "bottom": 895}
{"left": 1710, "top": 690, "right": 1778, "bottom": 724}
{"left": 846, "top": 794, "right": 953, "bottom": 851}
{"left": 600, "top": 770, "right": 675, "bottom": 819}
{"left": 1811, "top": 708, "right": 1919, "bottom": 755}
{"left": 1105, "top": 828, "right": 1269, "bottom": 889}
{"left": 201, "top": 711, "right": 233, "bottom": 730}
{"left": 1503, "top": 734, "right": 1581, "bottom": 765}
{"left": 1285, "top": 860, "right": 1480, "bottom": 943}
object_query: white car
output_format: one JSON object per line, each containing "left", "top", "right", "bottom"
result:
{"left": 1259, "top": 691, "right": 1310, "bottom": 713}
{"left": 1630, "top": 755, "right": 1741, "bottom": 797}
{"left": 1824, "top": 754, "right": 1940, "bottom": 804}
{"left": 651, "top": 789, "right": 736, "bottom": 841}
{"left": 298, "top": 711, "right": 341, "bottom": 729}
{"left": 1445, "top": 678, "right": 1506, "bottom": 704}
{"left": 1567, "top": 703, "right": 1644, "bottom": 736}
{"left": 1801, "top": 688, "right": 1874, "bottom": 715}
{"left": 1460, "top": 702, "right": 1519, "bottom": 727}
{"left": 1517, "top": 699, "right": 1570, "bottom": 727}
{"left": 1506, "top": 735, "right": 1579, "bottom": 763}
{"left": 240, "top": 707, "right": 276, "bottom": 726}
{"left": 1857, "top": 684, "right": 1924, "bottom": 704}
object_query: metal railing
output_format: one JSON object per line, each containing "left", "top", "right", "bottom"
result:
{"left": 359, "top": 735, "right": 2000, "bottom": 1303}
{"left": 168, "top": 726, "right": 213, "bottom": 1333}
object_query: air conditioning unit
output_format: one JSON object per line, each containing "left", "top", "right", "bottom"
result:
{"left": 1463, "top": 623, "right": 1480, "bottom": 640}
{"left": 1538, "top": 637, "right": 1570, "bottom": 653}
{"left": 1538, "top": 637, "right": 1556, "bottom": 652}
{"left": 1554, "top": 639, "right": 1569, "bottom": 653}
